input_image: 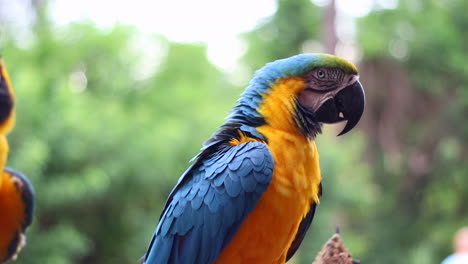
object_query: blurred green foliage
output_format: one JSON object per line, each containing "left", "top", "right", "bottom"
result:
{"left": 0, "top": 0, "right": 466, "bottom": 263}
{"left": 357, "top": 1, "right": 468, "bottom": 263}
{"left": 3, "top": 21, "right": 238, "bottom": 263}
{"left": 242, "top": 0, "right": 321, "bottom": 72}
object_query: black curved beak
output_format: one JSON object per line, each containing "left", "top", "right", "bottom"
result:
{"left": 315, "top": 80, "right": 365, "bottom": 136}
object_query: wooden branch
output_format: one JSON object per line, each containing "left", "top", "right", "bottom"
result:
{"left": 312, "top": 228, "right": 361, "bottom": 264}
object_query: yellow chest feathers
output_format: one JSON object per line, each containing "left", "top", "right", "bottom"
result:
{"left": 260, "top": 128, "right": 321, "bottom": 202}
{"left": 256, "top": 76, "right": 322, "bottom": 202}
{"left": 215, "top": 77, "right": 322, "bottom": 263}
{"left": 217, "top": 130, "right": 321, "bottom": 264}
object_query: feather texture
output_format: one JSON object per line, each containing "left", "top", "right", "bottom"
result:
{"left": 143, "top": 53, "right": 360, "bottom": 263}
{"left": 0, "top": 168, "right": 35, "bottom": 262}
{"left": 144, "top": 141, "right": 274, "bottom": 264}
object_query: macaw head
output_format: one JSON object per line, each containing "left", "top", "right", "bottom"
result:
{"left": 292, "top": 54, "right": 364, "bottom": 136}
{"left": 226, "top": 53, "right": 365, "bottom": 140}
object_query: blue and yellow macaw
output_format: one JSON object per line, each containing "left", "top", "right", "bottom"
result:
{"left": 0, "top": 58, "right": 34, "bottom": 263}
{"left": 141, "top": 53, "right": 365, "bottom": 264}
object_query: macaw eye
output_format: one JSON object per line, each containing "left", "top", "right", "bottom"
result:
{"left": 317, "top": 69, "right": 325, "bottom": 79}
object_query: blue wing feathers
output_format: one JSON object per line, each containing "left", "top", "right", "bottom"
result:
{"left": 240, "top": 172, "right": 257, "bottom": 192}
{"left": 250, "top": 151, "right": 265, "bottom": 166}
{"left": 212, "top": 167, "right": 229, "bottom": 187}
{"left": 161, "top": 214, "right": 173, "bottom": 236}
{"left": 172, "top": 202, "right": 184, "bottom": 218}
{"left": 198, "top": 180, "right": 210, "bottom": 197}
{"left": 202, "top": 187, "right": 214, "bottom": 205}
{"left": 214, "top": 184, "right": 226, "bottom": 195}
{"left": 184, "top": 227, "right": 201, "bottom": 263}
{"left": 177, "top": 206, "right": 194, "bottom": 235}
{"left": 144, "top": 141, "right": 274, "bottom": 264}
{"left": 207, "top": 192, "right": 222, "bottom": 212}
{"left": 227, "top": 158, "right": 243, "bottom": 171}
{"left": 186, "top": 186, "right": 198, "bottom": 200}
{"left": 179, "top": 185, "right": 191, "bottom": 197}
{"left": 224, "top": 173, "right": 242, "bottom": 197}
{"left": 236, "top": 160, "right": 253, "bottom": 177}
{"left": 190, "top": 192, "right": 204, "bottom": 210}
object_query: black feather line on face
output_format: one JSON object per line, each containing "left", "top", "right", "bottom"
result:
{"left": 294, "top": 99, "right": 322, "bottom": 139}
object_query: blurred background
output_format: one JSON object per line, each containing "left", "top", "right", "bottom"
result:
{"left": 0, "top": 0, "right": 467, "bottom": 263}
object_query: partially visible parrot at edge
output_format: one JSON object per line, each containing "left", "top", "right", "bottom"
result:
{"left": 0, "top": 58, "right": 35, "bottom": 263}
{"left": 140, "top": 53, "right": 365, "bottom": 264}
